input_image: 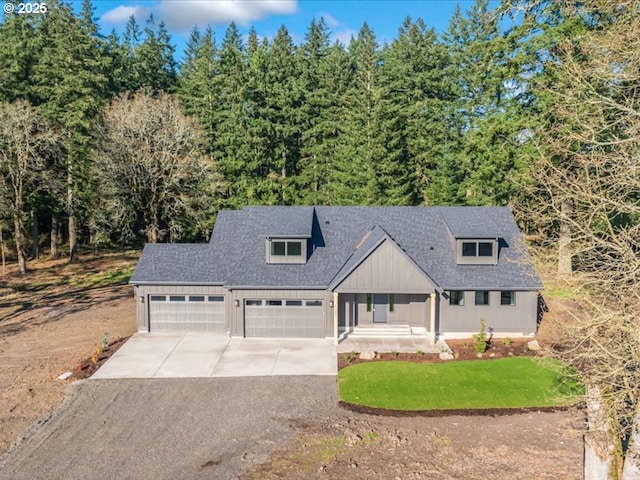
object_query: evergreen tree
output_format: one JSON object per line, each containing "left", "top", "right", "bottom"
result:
{"left": 31, "top": 0, "right": 109, "bottom": 260}
{"left": 178, "top": 26, "right": 220, "bottom": 149}
{"left": 136, "top": 15, "right": 177, "bottom": 93}
{"left": 442, "top": 0, "right": 525, "bottom": 206}
{"left": 296, "top": 19, "right": 351, "bottom": 205}
{"left": 0, "top": 12, "right": 37, "bottom": 102}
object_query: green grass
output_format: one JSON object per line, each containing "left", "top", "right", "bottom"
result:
{"left": 338, "top": 357, "right": 582, "bottom": 411}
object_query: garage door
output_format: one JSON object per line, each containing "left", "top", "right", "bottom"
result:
{"left": 149, "top": 295, "right": 225, "bottom": 332}
{"left": 244, "top": 299, "right": 325, "bottom": 338}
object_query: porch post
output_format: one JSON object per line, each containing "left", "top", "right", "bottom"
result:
{"left": 333, "top": 292, "right": 339, "bottom": 346}
{"left": 429, "top": 292, "right": 437, "bottom": 344}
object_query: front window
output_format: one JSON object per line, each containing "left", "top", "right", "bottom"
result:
{"left": 449, "top": 291, "right": 464, "bottom": 306}
{"left": 475, "top": 291, "right": 490, "bottom": 306}
{"left": 500, "top": 291, "right": 516, "bottom": 306}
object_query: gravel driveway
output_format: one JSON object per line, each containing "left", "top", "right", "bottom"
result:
{"left": 0, "top": 377, "right": 337, "bottom": 480}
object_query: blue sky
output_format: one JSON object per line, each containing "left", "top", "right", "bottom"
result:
{"left": 74, "top": 0, "right": 495, "bottom": 60}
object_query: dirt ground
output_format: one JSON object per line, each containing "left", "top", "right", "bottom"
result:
{"left": 0, "top": 254, "right": 138, "bottom": 454}
{"left": 0, "top": 254, "right": 584, "bottom": 478}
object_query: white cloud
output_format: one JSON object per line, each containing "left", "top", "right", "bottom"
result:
{"left": 318, "top": 12, "right": 340, "bottom": 28}
{"left": 101, "top": 5, "right": 151, "bottom": 24}
{"left": 158, "top": 0, "right": 299, "bottom": 31}
{"left": 331, "top": 28, "right": 357, "bottom": 46}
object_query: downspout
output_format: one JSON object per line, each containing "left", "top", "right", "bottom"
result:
{"left": 429, "top": 292, "right": 437, "bottom": 344}
{"left": 333, "top": 292, "right": 339, "bottom": 346}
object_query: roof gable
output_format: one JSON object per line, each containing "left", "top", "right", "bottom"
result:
{"left": 330, "top": 228, "right": 438, "bottom": 293}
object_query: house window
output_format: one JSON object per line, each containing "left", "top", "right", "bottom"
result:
{"left": 246, "top": 300, "right": 263, "bottom": 306}
{"left": 475, "top": 291, "right": 490, "bottom": 306}
{"left": 500, "top": 291, "right": 516, "bottom": 306}
{"left": 462, "top": 242, "right": 477, "bottom": 257}
{"left": 306, "top": 300, "right": 323, "bottom": 307}
{"left": 189, "top": 296, "right": 205, "bottom": 302}
{"left": 449, "top": 291, "right": 464, "bottom": 306}
{"left": 169, "top": 295, "right": 186, "bottom": 302}
{"left": 267, "top": 300, "right": 282, "bottom": 306}
{"left": 150, "top": 295, "right": 166, "bottom": 302}
{"left": 478, "top": 242, "right": 493, "bottom": 257}
{"left": 208, "top": 296, "right": 224, "bottom": 302}
{"left": 286, "top": 300, "right": 303, "bottom": 306}
{"left": 287, "top": 241, "right": 302, "bottom": 256}
{"left": 271, "top": 241, "right": 286, "bottom": 256}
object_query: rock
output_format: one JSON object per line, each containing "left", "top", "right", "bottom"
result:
{"left": 58, "top": 371, "right": 73, "bottom": 380}
{"left": 527, "top": 340, "right": 542, "bottom": 351}
{"left": 439, "top": 352, "right": 454, "bottom": 361}
{"left": 359, "top": 349, "right": 376, "bottom": 360}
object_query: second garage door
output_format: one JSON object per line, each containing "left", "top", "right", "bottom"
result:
{"left": 149, "top": 294, "right": 226, "bottom": 332}
{"left": 244, "top": 299, "right": 325, "bottom": 338}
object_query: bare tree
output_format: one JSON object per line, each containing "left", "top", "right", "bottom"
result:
{"left": 520, "top": 1, "right": 640, "bottom": 477}
{"left": 0, "top": 101, "right": 62, "bottom": 274}
{"left": 93, "top": 91, "right": 224, "bottom": 244}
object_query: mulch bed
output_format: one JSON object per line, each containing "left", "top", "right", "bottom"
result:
{"left": 70, "top": 336, "right": 130, "bottom": 380}
{"left": 338, "top": 401, "right": 570, "bottom": 417}
{"left": 337, "top": 338, "right": 540, "bottom": 370}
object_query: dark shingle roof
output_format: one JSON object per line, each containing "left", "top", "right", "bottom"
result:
{"left": 131, "top": 206, "right": 543, "bottom": 290}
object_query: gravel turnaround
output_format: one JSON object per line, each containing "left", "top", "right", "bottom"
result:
{"left": 0, "top": 376, "right": 338, "bottom": 480}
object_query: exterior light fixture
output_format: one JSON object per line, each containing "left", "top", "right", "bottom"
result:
{"left": 234, "top": 299, "right": 240, "bottom": 307}
{"left": 329, "top": 300, "right": 334, "bottom": 308}
{"left": 139, "top": 296, "right": 144, "bottom": 304}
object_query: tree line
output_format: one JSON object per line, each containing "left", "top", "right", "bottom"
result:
{"left": 0, "top": 0, "right": 536, "bottom": 269}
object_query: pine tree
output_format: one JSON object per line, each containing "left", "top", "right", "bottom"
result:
{"left": 0, "top": 12, "right": 37, "bottom": 102}
{"left": 31, "top": 0, "right": 109, "bottom": 260}
{"left": 178, "top": 26, "right": 220, "bottom": 150}
{"left": 136, "top": 15, "right": 177, "bottom": 93}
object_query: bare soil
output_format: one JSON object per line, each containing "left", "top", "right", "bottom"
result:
{"left": 0, "top": 255, "right": 584, "bottom": 478}
{"left": 0, "top": 253, "right": 138, "bottom": 453}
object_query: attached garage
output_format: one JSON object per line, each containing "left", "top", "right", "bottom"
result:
{"left": 148, "top": 294, "right": 226, "bottom": 332}
{"left": 244, "top": 299, "right": 325, "bottom": 338}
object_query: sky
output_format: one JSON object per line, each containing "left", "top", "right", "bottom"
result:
{"left": 71, "top": 0, "right": 496, "bottom": 60}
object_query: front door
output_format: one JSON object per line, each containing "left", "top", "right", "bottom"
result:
{"left": 372, "top": 294, "right": 388, "bottom": 323}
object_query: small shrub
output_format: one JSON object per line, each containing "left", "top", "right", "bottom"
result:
{"left": 416, "top": 350, "right": 424, "bottom": 356}
{"left": 503, "top": 337, "right": 513, "bottom": 347}
{"left": 101, "top": 332, "right": 109, "bottom": 349}
{"left": 472, "top": 319, "right": 488, "bottom": 353}
{"left": 391, "top": 351, "right": 399, "bottom": 357}
{"left": 342, "top": 351, "right": 358, "bottom": 363}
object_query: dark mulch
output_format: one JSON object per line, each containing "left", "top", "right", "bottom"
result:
{"left": 338, "top": 400, "right": 570, "bottom": 417}
{"left": 70, "top": 336, "right": 130, "bottom": 380}
{"left": 337, "top": 338, "right": 540, "bottom": 370}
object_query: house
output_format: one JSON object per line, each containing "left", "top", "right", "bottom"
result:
{"left": 130, "top": 206, "right": 543, "bottom": 343}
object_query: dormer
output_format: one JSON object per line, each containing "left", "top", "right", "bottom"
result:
{"left": 455, "top": 238, "right": 498, "bottom": 265}
{"left": 263, "top": 206, "right": 315, "bottom": 264}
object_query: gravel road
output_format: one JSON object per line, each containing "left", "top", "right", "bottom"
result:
{"left": 0, "top": 377, "right": 337, "bottom": 480}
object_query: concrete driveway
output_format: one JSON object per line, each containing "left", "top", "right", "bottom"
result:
{"left": 91, "top": 333, "right": 337, "bottom": 379}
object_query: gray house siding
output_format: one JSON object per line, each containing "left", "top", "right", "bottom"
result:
{"left": 134, "top": 285, "right": 227, "bottom": 333}
{"left": 226, "top": 289, "right": 332, "bottom": 337}
{"left": 334, "top": 240, "right": 436, "bottom": 294}
{"left": 439, "top": 290, "right": 538, "bottom": 337}
{"left": 349, "top": 293, "right": 429, "bottom": 328}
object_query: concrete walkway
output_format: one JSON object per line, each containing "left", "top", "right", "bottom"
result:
{"left": 92, "top": 333, "right": 337, "bottom": 379}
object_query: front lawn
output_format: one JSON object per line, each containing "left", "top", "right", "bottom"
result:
{"left": 338, "top": 357, "right": 582, "bottom": 411}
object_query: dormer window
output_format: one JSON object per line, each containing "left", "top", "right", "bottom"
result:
{"left": 267, "top": 238, "right": 306, "bottom": 264}
{"left": 456, "top": 239, "right": 498, "bottom": 265}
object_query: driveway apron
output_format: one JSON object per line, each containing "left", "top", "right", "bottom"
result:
{"left": 91, "top": 333, "right": 337, "bottom": 379}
